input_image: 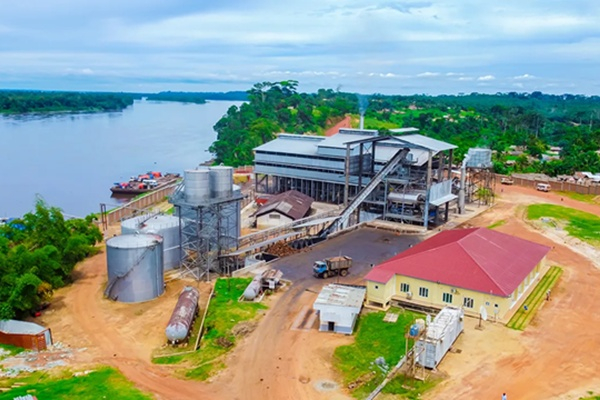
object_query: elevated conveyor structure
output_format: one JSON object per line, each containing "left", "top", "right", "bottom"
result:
{"left": 319, "top": 147, "right": 410, "bottom": 238}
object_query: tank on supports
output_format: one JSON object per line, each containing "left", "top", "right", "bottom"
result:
{"left": 165, "top": 286, "right": 200, "bottom": 343}
{"left": 105, "top": 234, "right": 164, "bottom": 303}
{"left": 121, "top": 214, "right": 182, "bottom": 271}
{"left": 184, "top": 168, "right": 211, "bottom": 203}
{"left": 209, "top": 166, "right": 233, "bottom": 199}
{"left": 170, "top": 163, "right": 243, "bottom": 279}
{"left": 466, "top": 148, "right": 492, "bottom": 168}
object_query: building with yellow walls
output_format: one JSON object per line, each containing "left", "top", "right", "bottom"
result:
{"left": 364, "top": 227, "right": 550, "bottom": 320}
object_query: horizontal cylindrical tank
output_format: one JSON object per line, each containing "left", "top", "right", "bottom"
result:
{"left": 184, "top": 168, "right": 210, "bottom": 203}
{"left": 165, "top": 286, "right": 200, "bottom": 343}
{"left": 243, "top": 274, "right": 263, "bottom": 301}
{"left": 106, "top": 234, "right": 164, "bottom": 303}
{"left": 209, "top": 166, "right": 233, "bottom": 199}
{"left": 466, "top": 148, "right": 492, "bottom": 168}
{"left": 121, "top": 215, "right": 182, "bottom": 271}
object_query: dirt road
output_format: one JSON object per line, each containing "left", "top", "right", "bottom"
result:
{"left": 427, "top": 188, "right": 600, "bottom": 399}
{"left": 325, "top": 116, "right": 352, "bottom": 137}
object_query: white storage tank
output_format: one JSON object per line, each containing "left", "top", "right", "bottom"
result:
{"left": 184, "top": 168, "right": 210, "bottom": 203}
{"left": 209, "top": 166, "right": 233, "bottom": 199}
{"left": 121, "top": 214, "right": 182, "bottom": 271}
{"left": 415, "top": 307, "right": 464, "bottom": 369}
{"left": 105, "top": 234, "right": 165, "bottom": 303}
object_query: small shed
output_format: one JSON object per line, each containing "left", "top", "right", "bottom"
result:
{"left": 313, "top": 284, "right": 366, "bottom": 334}
{"left": 0, "top": 320, "right": 52, "bottom": 351}
{"left": 255, "top": 190, "right": 313, "bottom": 229}
{"left": 415, "top": 307, "right": 463, "bottom": 369}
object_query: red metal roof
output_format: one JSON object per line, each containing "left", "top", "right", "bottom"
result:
{"left": 255, "top": 190, "right": 313, "bottom": 221}
{"left": 364, "top": 227, "right": 551, "bottom": 296}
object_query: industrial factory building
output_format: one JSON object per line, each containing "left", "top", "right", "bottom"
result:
{"left": 313, "top": 284, "right": 366, "bottom": 334}
{"left": 254, "top": 190, "right": 313, "bottom": 229}
{"left": 364, "top": 228, "right": 550, "bottom": 319}
{"left": 254, "top": 128, "right": 459, "bottom": 228}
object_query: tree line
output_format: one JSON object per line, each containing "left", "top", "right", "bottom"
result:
{"left": 0, "top": 90, "right": 138, "bottom": 114}
{"left": 209, "top": 82, "right": 600, "bottom": 175}
{"left": 0, "top": 199, "right": 102, "bottom": 319}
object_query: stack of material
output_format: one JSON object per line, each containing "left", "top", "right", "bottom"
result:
{"left": 265, "top": 242, "right": 299, "bottom": 257}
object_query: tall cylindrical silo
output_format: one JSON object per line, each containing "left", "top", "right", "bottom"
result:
{"left": 209, "top": 166, "right": 233, "bottom": 199}
{"left": 106, "top": 234, "right": 164, "bottom": 303}
{"left": 121, "top": 215, "right": 182, "bottom": 271}
{"left": 184, "top": 168, "right": 210, "bottom": 203}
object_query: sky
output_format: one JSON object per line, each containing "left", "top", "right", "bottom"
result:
{"left": 1, "top": 0, "right": 600, "bottom": 95}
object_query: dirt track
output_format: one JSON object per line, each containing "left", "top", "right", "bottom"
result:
{"left": 39, "top": 183, "right": 600, "bottom": 400}
{"left": 426, "top": 185, "right": 600, "bottom": 400}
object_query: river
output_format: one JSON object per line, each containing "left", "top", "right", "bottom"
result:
{"left": 0, "top": 99, "right": 243, "bottom": 218}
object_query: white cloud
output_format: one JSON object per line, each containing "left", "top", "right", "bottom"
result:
{"left": 477, "top": 75, "right": 495, "bottom": 81}
{"left": 417, "top": 72, "right": 440, "bottom": 77}
{"left": 513, "top": 74, "right": 535, "bottom": 80}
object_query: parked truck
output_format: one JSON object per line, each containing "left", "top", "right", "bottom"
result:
{"left": 313, "top": 256, "right": 352, "bottom": 278}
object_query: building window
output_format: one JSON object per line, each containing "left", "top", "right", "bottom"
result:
{"left": 269, "top": 213, "right": 280, "bottom": 219}
{"left": 463, "top": 297, "right": 474, "bottom": 308}
{"left": 400, "top": 283, "right": 410, "bottom": 293}
{"left": 418, "top": 287, "right": 429, "bottom": 298}
{"left": 442, "top": 293, "right": 453, "bottom": 303}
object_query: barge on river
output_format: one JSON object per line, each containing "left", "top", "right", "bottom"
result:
{"left": 110, "top": 172, "right": 180, "bottom": 195}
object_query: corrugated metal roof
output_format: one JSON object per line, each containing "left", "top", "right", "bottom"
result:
{"left": 429, "top": 194, "right": 458, "bottom": 207}
{"left": 364, "top": 228, "right": 550, "bottom": 296}
{"left": 389, "top": 127, "right": 420, "bottom": 134}
{"left": 254, "top": 133, "right": 324, "bottom": 155}
{"left": 0, "top": 320, "right": 47, "bottom": 335}
{"left": 255, "top": 190, "right": 313, "bottom": 220}
{"left": 392, "top": 134, "right": 457, "bottom": 152}
{"left": 314, "top": 284, "right": 366, "bottom": 308}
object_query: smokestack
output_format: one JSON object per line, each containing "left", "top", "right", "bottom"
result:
{"left": 458, "top": 154, "right": 470, "bottom": 214}
{"left": 359, "top": 114, "right": 364, "bottom": 130}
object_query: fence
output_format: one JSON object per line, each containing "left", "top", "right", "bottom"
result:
{"left": 103, "top": 184, "right": 178, "bottom": 225}
{"left": 495, "top": 174, "right": 600, "bottom": 196}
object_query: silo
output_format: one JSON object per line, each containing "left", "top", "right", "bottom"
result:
{"left": 184, "top": 168, "right": 210, "bottom": 203}
{"left": 209, "top": 166, "right": 233, "bottom": 199}
{"left": 121, "top": 215, "right": 182, "bottom": 271}
{"left": 106, "top": 234, "right": 164, "bottom": 303}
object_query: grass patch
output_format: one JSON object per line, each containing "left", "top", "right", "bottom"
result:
{"left": 151, "top": 277, "right": 267, "bottom": 380}
{"left": 556, "top": 191, "right": 600, "bottom": 204}
{"left": 0, "top": 367, "right": 152, "bottom": 400}
{"left": 335, "top": 308, "right": 434, "bottom": 398}
{"left": 506, "top": 266, "right": 563, "bottom": 330}
{"left": 487, "top": 219, "right": 506, "bottom": 229}
{"left": 0, "top": 344, "right": 25, "bottom": 359}
{"left": 527, "top": 204, "right": 600, "bottom": 245}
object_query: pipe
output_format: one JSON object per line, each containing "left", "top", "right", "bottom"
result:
{"left": 359, "top": 114, "right": 364, "bottom": 130}
{"left": 458, "top": 154, "right": 471, "bottom": 214}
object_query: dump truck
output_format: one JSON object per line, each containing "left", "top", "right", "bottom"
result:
{"left": 313, "top": 256, "right": 352, "bottom": 278}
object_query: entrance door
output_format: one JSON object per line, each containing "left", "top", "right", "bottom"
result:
{"left": 328, "top": 321, "right": 335, "bottom": 332}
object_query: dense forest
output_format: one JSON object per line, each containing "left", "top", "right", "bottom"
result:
{"left": 0, "top": 90, "right": 138, "bottom": 114}
{"left": 0, "top": 200, "right": 102, "bottom": 319}
{"left": 210, "top": 82, "right": 600, "bottom": 175}
{"left": 145, "top": 91, "right": 248, "bottom": 103}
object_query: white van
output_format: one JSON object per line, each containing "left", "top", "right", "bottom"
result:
{"left": 536, "top": 183, "right": 551, "bottom": 192}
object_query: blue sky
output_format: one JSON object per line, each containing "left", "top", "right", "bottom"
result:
{"left": 1, "top": 0, "right": 599, "bottom": 95}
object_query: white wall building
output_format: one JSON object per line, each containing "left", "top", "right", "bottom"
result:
{"left": 313, "top": 284, "right": 366, "bottom": 334}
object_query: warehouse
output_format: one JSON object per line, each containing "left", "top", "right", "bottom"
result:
{"left": 313, "top": 284, "right": 366, "bottom": 334}
{"left": 254, "top": 190, "right": 313, "bottom": 229}
{"left": 0, "top": 320, "right": 52, "bottom": 351}
{"left": 253, "top": 128, "right": 458, "bottom": 228}
{"left": 364, "top": 227, "right": 550, "bottom": 319}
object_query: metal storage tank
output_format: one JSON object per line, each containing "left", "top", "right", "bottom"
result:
{"left": 184, "top": 168, "right": 210, "bottom": 203}
{"left": 415, "top": 307, "right": 464, "bottom": 369}
{"left": 209, "top": 166, "right": 233, "bottom": 199}
{"left": 466, "top": 148, "right": 492, "bottom": 168}
{"left": 121, "top": 215, "right": 182, "bottom": 271}
{"left": 105, "top": 234, "right": 165, "bottom": 303}
{"left": 165, "top": 286, "right": 200, "bottom": 343}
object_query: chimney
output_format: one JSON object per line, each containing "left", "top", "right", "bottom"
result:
{"left": 458, "top": 154, "right": 470, "bottom": 214}
{"left": 359, "top": 114, "right": 364, "bottom": 130}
